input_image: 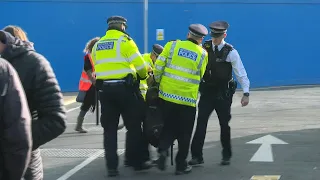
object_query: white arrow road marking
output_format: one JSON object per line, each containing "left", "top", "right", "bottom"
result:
{"left": 246, "top": 134, "right": 288, "bottom": 162}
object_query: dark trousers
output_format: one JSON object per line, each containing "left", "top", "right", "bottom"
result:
{"left": 80, "top": 85, "right": 96, "bottom": 112}
{"left": 99, "top": 83, "right": 145, "bottom": 170}
{"left": 158, "top": 99, "right": 196, "bottom": 169}
{"left": 125, "top": 131, "right": 150, "bottom": 163}
{"left": 190, "top": 91, "right": 233, "bottom": 160}
{"left": 125, "top": 99, "right": 150, "bottom": 163}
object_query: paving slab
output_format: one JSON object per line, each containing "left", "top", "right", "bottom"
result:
{"left": 41, "top": 87, "right": 320, "bottom": 180}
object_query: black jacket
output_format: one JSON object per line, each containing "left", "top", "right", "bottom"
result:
{"left": 0, "top": 58, "right": 32, "bottom": 180}
{"left": 0, "top": 31, "right": 66, "bottom": 150}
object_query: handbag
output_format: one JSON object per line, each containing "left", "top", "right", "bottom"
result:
{"left": 76, "top": 91, "right": 87, "bottom": 103}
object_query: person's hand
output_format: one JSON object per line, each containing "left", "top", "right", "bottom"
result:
{"left": 241, "top": 96, "right": 249, "bottom": 107}
{"left": 147, "top": 66, "right": 153, "bottom": 73}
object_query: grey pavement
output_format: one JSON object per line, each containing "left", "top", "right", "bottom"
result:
{"left": 41, "top": 87, "right": 320, "bottom": 180}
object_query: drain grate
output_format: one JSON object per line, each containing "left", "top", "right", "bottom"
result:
{"left": 40, "top": 148, "right": 125, "bottom": 158}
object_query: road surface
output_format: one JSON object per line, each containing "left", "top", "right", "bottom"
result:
{"left": 42, "top": 87, "right": 320, "bottom": 180}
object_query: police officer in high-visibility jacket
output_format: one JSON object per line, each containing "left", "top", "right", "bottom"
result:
{"left": 124, "top": 44, "right": 164, "bottom": 167}
{"left": 91, "top": 16, "right": 152, "bottom": 177}
{"left": 140, "top": 44, "right": 164, "bottom": 99}
{"left": 153, "top": 24, "right": 209, "bottom": 175}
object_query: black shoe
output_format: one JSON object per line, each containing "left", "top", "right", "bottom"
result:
{"left": 156, "top": 152, "right": 167, "bottom": 171}
{"left": 175, "top": 165, "right": 192, "bottom": 175}
{"left": 108, "top": 169, "right": 119, "bottom": 177}
{"left": 188, "top": 158, "right": 204, "bottom": 166}
{"left": 220, "top": 158, "right": 230, "bottom": 166}
{"left": 133, "top": 162, "right": 153, "bottom": 171}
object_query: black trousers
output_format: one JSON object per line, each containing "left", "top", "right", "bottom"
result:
{"left": 99, "top": 83, "right": 145, "bottom": 170}
{"left": 125, "top": 99, "right": 150, "bottom": 163}
{"left": 80, "top": 85, "right": 96, "bottom": 112}
{"left": 190, "top": 90, "right": 233, "bottom": 160}
{"left": 158, "top": 99, "right": 196, "bottom": 169}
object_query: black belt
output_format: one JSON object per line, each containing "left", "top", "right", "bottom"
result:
{"left": 102, "top": 80, "right": 126, "bottom": 86}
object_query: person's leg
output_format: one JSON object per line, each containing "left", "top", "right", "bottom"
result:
{"left": 120, "top": 88, "right": 152, "bottom": 171}
{"left": 215, "top": 95, "right": 233, "bottom": 165}
{"left": 189, "top": 94, "right": 215, "bottom": 165}
{"left": 99, "top": 87, "right": 121, "bottom": 177}
{"left": 175, "top": 105, "right": 196, "bottom": 175}
{"left": 75, "top": 86, "right": 95, "bottom": 133}
{"left": 156, "top": 100, "right": 178, "bottom": 171}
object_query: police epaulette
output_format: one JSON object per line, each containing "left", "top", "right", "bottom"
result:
{"left": 124, "top": 35, "right": 132, "bottom": 41}
{"left": 224, "top": 43, "right": 234, "bottom": 51}
{"left": 203, "top": 39, "right": 212, "bottom": 49}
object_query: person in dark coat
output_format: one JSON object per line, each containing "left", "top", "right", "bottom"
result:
{"left": 0, "top": 57, "right": 32, "bottom": 180}
{"left": 0, "top": 29, "right": 67, "bottom": 180}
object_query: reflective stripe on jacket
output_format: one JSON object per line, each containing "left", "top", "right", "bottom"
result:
{"left": 91, "top": 29, "right": 148, "bottom": 81}
{"left": 154, "top": 40, "right": 208, "bottom": 107}
{"left": 79, "top": 54, "right": 94, "bottom": 91}
{"left": 139, "top": 53, "right": 154, "bottom": 100}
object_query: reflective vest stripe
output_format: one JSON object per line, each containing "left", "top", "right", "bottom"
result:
{"left": 159, "top": 90, "right": 196, "bottom": 104}
{"left": 95, "top": 68, "right": 135, "bottom": 77}
{"left": 140, "top": 83, "right": 148, "bottom": 89}
{"left": 79, "top": 54, "right": 95, "bottom": 91}
{"left": 155, "top": 42, "right": 206, "bottom": 84}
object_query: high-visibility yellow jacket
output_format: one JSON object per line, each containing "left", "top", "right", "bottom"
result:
{"left": 153, "top": 40, "right": 208, "bottom": 107}
{"left": 138, "top": 53, "right": 154, "bottom": 100}
{"left": 91, "top": 29, "right": 148, "bottom": 81}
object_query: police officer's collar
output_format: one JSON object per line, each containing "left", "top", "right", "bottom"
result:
{"left": 107, "top": 27, "right": 130, "bottom": 36}
{"left": 187, "top": 38, "right": 199, "bottom": 45}
{"left": 212, "top": 39, "right": 226, "bottom": 51}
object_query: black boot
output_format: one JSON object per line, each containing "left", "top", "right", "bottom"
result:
{"left": 107, "top": 169, "right": 119, "bottom": 177}
{"left": 133, "top": 161, "right": 152, "bottom": 171}
{"left": 188, "top": 158, "right": 204, "bottom": 166}
{"left": 220, "top": 157, "right": 230, "bottom": 166}
{"left": 156, "top": 151, "right": 168, "bottom": 171}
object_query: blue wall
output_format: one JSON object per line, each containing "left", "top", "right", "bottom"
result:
{"left": 1, "top": 0, "right": 320, "bottom": 92}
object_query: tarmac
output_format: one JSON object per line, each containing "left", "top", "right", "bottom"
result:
{"left": 42, "top": 86, "right": 320, "bottom": 180}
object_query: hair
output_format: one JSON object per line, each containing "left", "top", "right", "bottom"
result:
{"left": 83, "top": 37, "right": 100, "bottom": 53}
{"left": 3, "top": 25, "right": 29, "bottom": 41}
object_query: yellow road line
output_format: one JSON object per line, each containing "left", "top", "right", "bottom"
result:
{"left": 250, "top": 175, "right": 281, "bottom": 180}
{"left": 63, "top": 98, "right": 76, "bottom": 106}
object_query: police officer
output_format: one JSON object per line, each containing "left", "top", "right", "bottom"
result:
{"left": 154, "top": 24, "right": 208, "bottom": 175}
{"left": 124, "top": 44, "right": 163, "bottom": 167}
{"left": 91, "top": 15, "right": 152, "bottom": 177}
{"left": 141, "top": 44, "right": 164, "bottom": 98}
{"left": 189, "top": 21, "right": 250, "bottom": 166}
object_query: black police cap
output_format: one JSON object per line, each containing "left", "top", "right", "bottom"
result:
{"left": 188, "top": 24, "right": 208, "bottom": 38}
{"left": 107, "top": 16, "right": 127, "bottom": 25}
{"left": 152, "top": 44, "right": 164, "bottom": 56}
{"left": 209, "top": 21, "right": 229, "bottom": 37}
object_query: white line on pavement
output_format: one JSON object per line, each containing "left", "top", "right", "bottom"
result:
{"left": 56, "top": 149, "right": 105, "bottom": 180}
{"left": 67, "top": 106, "right": 80, "bottom": 113}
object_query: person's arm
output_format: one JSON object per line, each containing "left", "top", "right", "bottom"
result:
{"left": 83, "top": 54, "right": 96, "bottom": 85}
{"left": 153, "top": 42, "right": 171, "bottom": 83}
{"left": 123, "top": 37, "right": 148, "bottom": 80}
{"left": 0, "top": 60, "right": 32, "bottom": 179}
{"left": 227, "top": 49, "right": 250, "bottom": 106}
{"left": 228, "top": 49, "right": 250, "bottom": 93}
{"left": 31, "top": 55, "right": 67, "bottom": 149}
{"left": 200, "top": 50, "right": 209, "bottom": 79}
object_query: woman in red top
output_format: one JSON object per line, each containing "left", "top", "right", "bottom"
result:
{"left": 75, "top": 37, "right": 100, "bottom": 133}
